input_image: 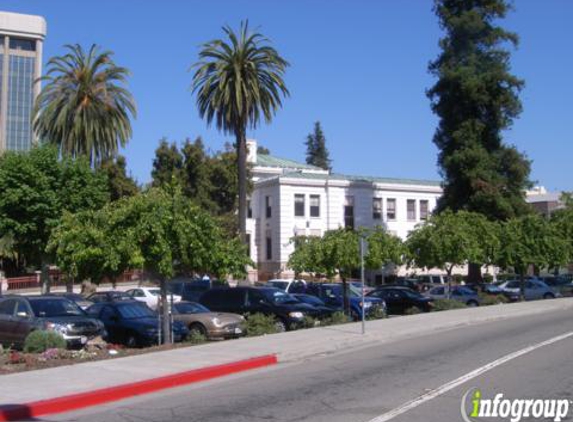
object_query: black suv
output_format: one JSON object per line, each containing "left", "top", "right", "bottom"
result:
{"left": 0, "top": 296, "right": 106, "bottom": 349}
{"left": 199, "top": 287, "right": 320, "bottom": 331}
{"left": 168, "top": 278, "right": 229, "bottom": 302}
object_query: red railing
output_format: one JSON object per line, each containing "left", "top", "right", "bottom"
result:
{"left": 4, "top": 269, "right": 144, "bottom": 291}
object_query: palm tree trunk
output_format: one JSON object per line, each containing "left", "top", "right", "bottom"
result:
{"left": 236, "top": 128, "right": 248, "bottom": 244}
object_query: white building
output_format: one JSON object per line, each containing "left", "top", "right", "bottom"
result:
{"left": 245, "top": 140, "right": 443, "bottom": 282}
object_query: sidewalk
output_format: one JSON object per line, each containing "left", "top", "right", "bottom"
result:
{"left": 1, "top": 298, "right": 572, "bottom": 415}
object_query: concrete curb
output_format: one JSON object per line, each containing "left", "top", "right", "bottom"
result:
{"left": 0, "top": 354, "right": 277, "bottom": 421}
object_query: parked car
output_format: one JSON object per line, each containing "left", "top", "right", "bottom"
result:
{"left": 86, "top": 301, "right": 188, "bottom": 347}
{"left": 47, "top": 293, "right": 94, "bottom": 310}
{"left": 87, "top": 291, "right": 132, "bottom": 304}
{"left": 125, "top": 287, "right": 182, "bottom": 310}
{"left": 416, "top": 274, "right": 446, "bottom": 285}
{"left": 367, "top": 286, "right": 433, "bottom": 314}
{"left": 350, "top": 281, "right": 376, "bottom": 295}
{"left": 303, "top": 283, "right": 386, "bottom": 320}
{"left": 0, "top": 295, "right": 106, "bottom": 349}
{"left": 267, "top": 279, "right": 307, "bottom": 293}
{"left": 168, "top": 277, "right": 229, "bottom": 302}
{"left": 466, "top": 283, "right": 520, "bottom": 302}
{"left": 497, "top": 279, "right": 560, "bottom": 300}
{"left": 426, "top": 285, "right": 481, "bottom": 306}
{"left": 290, "top": 293, "right": 340, "bottom": 318}
{"left": 172, "top": 301, "right": 244, "bottom": 339}
{"left": 199, "top": 287, "right": 322, "bottom": 331}
{"left": 390, "top": 277, "right": 424, "bottom": 292}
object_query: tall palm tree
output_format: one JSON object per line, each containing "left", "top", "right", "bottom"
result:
{"left": 33, "top": 44, "right": 136, "bottom": 166}
{"left": 192, "top": 21, "right": 289, "bottom": 243}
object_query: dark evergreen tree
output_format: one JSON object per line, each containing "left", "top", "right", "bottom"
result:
{"left": 181, "top": 137, "right": 211, "bottom": 205}
{"left": 257, "top": 145, "right": 271, "bottom": 155}
{"left": 151, "top": 139, "right": 183, "bottom": 187}
{"left": 305, "top": 121, "right": 332, "bottom": 171}
{"left": 98, "top": 155, "right": 139, "bottom": 201}
{"left": 428, "top": 0, "right": 531, "bottom": 221}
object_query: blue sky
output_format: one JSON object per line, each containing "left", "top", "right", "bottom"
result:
{"left": 3, "top": 0, "right": 572, "bottom": 191}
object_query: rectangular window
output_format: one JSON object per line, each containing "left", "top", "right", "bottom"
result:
{"left": 247, "top": 200, "right": 252, "bottom": 219}
{"left": 265, "top": 232, "right": 272, "bottom": 261}
{"left": 344, "top": 196, "right": 355, "bottom": 229}
{"left": 407, "top": 199, "right": 416, "bottom": 221}
{"left": 246, "top": 233, "right": 251, "bottom": 257}
{"left": 372, "top": 198, "right": 382, "bottom": 220}
{"left": 265, "top": 196, "right": 272, "bottom": 219}
{"left": 387, "top": 198, "right": 396, "bottom": 221}
{"left": 310, "top": 195, "right": 320, "bottom": 217}
{"left": 9, "top": 38, "right": 35, "bottom": 51}
{"left": 294, "top": 194, "right": 305, "bottom": 217}
{"left": 420, "top": 200, "right": 429, "bottom": 221}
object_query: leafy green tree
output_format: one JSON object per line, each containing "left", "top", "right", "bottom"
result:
{"left": 192, "top": 21, "right": 289, "bottom": 243}
{"left": 0, "top": 145, "right": 109, "bottom": 292}
{"left": 406, "top": 211, "right": 499, "bottom": 289}
{"left": 151, "top": 139, "right": 184, "bottom": 187}
{"left": 427, "top": 0, "right": 531, "bottom": 221}
{"left": 288, "top": 235, "right": 326, "bottom": 279}
{"left": 34, "top": 44, "right": 136, "bottom": 166}
{"left": 257, "top": 145, "right": 271, "bottom": 155}
{"left": 497, "top": 214, "right": 569, "bottom": 299}
{"left": 364, "top": 227, "right": 405, "bottom": 272}
{"left": 305, "top": 121, "right": 332, "bottom": 171}
{"left": 98, "top": 155, "right": 139, "bottom": 201}
{"left": 50, "top": 187, "right": 252, "bottom": 343}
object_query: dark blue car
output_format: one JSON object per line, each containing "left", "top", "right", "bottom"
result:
{"left": 86, "top": 301, "right": 189, "bottom": 347}
{"left": 303, "top": 283, "right": 385, "bottom": 320}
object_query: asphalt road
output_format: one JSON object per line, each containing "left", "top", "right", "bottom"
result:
{"left": 44, "top": 307, "right": 573, "bottom": 422}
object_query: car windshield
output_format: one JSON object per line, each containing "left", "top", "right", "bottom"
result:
{"left": 485, "top": 285, "right": 503, "bottom": 293}
{"left": 175, "top": 302, "right": 210, "bottom": 314}
{"left": 262, "top": 289, "right": 300, "bottom": 304}
{"left": 402, "top": 290, "right": 424, "bottom": 299}
{"left": 147, "top": 289, "right": 161, "bottom": 296}
{"left": 29, "top": 298, "right": 85, "bottom": 317}
{"left": 117, "top": 303, "right": 156, "bottom": 319}
{"left": 322, "top": 285, "right": 361, "bottom": 298}
{"left": 268, "top": 281, "right": 289, "bottom": 291}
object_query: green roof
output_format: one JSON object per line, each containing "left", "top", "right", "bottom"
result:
{"left": 256, "top": 154, "right": 322, "bottom": 170}
{"left": 280, "top": 171, "right": 442, "bottom": 187}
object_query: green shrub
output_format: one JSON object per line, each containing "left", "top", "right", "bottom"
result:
{"left": 187, "top": 331, "right": 207, "bottom": 344}
{"left": 482, "top": 274, "right": 494, "bottom": 284}
{"left": 323, "top": 311, "right": 351, "bottom": 326}
{"left": 431, "top": 299, "right": 467, "bottom": 312}
{"left": 244, "top": 313, "right": 280, "bottom": 337}
{"left": 404, "top": 306, "right": 422, "bottom": 315}
{"left": 366, "top": 306, "right": 387, "bottom": 320}
{"left": 24, "top": 331, "right": 66, "bottom": 353}
{"left": 478, "top": 292, "right": 508, "bottom": 306}
{"left": 301, "top": 316, "right": 318, "bottom": 329}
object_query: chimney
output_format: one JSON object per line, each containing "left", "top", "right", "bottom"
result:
{"left": 246, "top": 139, "right": 257, "bottom": 164}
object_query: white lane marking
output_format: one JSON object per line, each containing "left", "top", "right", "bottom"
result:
{"left": 367, "top": 331, "right": 573, "bottom": 422}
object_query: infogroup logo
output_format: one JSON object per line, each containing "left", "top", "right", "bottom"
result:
{"left": 461, "top": 388, "right": 570, "bottom": 422}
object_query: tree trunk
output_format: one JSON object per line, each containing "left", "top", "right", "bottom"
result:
{"left": 66, "top": 275, "right": 73, "bottom": 293}
{"left": 447, "top": 267, "right": 453, "bottom": 299}
{"left": 40, "top": 255, "right": 50, "bottom": 295}
{"left": 467, "top": 263, "right": 482, "bottom": 284}
{"left": 236, "top": 128, "right": 248, "bottom": 244}
{"left": 160, "top": 277, "right": 172, "bottom": 344}
{"left": 519, "top": 271, "right": 526, "bottom": 302}
{"left": 342, "top": 277, "right": 350, "bottom": 317}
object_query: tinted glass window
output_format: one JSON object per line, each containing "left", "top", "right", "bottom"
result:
{"left": 86, "top": 303, "right": 104, "bottom": 316}
{"left": 29, "top": 299, "right": 84, "bottom": 317}
{"left": 100, "top": 306, "right": 117, "bottom": 320}
{"left": 174, "top": 302, "right": 210, "bottom": 314}
{"left": 259, "top": 289, "right": 299, "bottom": 305}
{"left": 0, "top": 299, "right": 16, "bottom": 316}
{"left": 15, "top": 300, "right": 31, "bottom": 316}
{"left": 506, "top": 281, "right": 520, "bottom": 289}
{"left": 295, "top": 295, "right": 325, "bottom": 306}
{"left": 117, "top": 304, "right": 156, "bottom": 319}
{"left": 9, "top": 38, "right": 35, "bottom": 51}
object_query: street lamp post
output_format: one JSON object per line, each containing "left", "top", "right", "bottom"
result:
{"left": 360, "top": 236, "right": 365, "bottom": 335}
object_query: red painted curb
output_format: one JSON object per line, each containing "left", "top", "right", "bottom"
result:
{"left": 0, "top": 354, "right": 277, "bottom": 421}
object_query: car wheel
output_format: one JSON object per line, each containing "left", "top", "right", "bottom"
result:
{"left": 189, "top": 323, "right": 208, "bottom": 338}
{"left": 125, "top": 332, "right": 139, "bottom": 348}
{"left": 543, "top": 293, "right": 555, "bottom": 299}
{"left": 467, "top": 300, "right": 479, "bottom": 307}
{"left": 274, "top": 319, "right": 287, "bottom": 333}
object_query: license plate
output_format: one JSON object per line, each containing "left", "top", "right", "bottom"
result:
{"left": 234, "top": 328, "right": 242, "bottom": 334}
{"left": 80, "top": 336, "right": 87, "bottom": 344}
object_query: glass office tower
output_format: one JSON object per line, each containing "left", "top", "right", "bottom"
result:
{"left": 0, "top": 11, "right": 46, "bottom": 152}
